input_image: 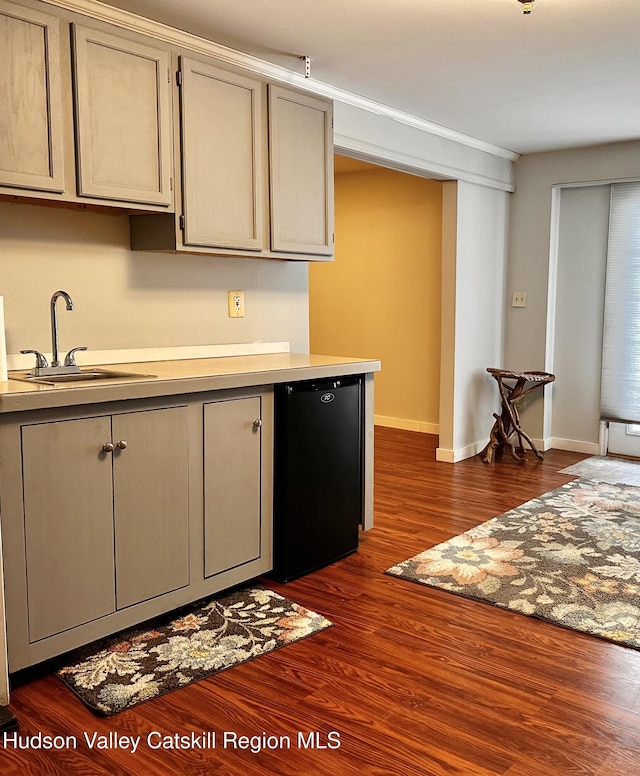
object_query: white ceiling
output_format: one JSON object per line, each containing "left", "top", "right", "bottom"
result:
{"left": 102, "top": 0, "right": 640, "bottom": 155}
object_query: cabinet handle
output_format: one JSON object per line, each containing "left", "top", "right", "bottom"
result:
{"left": 116, "top": 440, "right": 128, "bottom": 450}
{"left": 253, "top": 419, "right": 262, "bottom": 428}
{"left": 102, "top": 442, "right": 115, "bottom": 453}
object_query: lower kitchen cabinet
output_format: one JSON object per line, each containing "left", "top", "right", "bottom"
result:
{"left": 0, "top": 388, "right": 273, "bottom": 671}
{"left": 111, "top": 407, "right": 190, "bottom": 609}
{"left": 204, "top": 396, "right": 263, "bottom": 577}
{"left": 22, "top": 416, "right": 116, "bottom": 642}
{"left": 21, "top": 406, "right": 190, "bottom": 643}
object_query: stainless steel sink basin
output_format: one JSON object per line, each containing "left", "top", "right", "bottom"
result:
{"left": 10, "top": 368, "right": 155, "bottom": 385}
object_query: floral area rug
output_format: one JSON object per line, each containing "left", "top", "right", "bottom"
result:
{"left": 560, "top": 455, "right": 640, "bottom": 487}
{"left": 56, "top": 586, "right": 332, "bottom": 715}
{"left": 386, "top": 478, "right": 640, "bottom": 650}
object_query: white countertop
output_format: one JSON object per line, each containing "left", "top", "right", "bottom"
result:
{"left": 0, "top": 352, "right": 381, "bottom": 413}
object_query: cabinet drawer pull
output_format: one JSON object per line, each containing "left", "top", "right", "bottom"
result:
{"left": 253, "top": 419, "right": 262, "bottom": 428}
{"left": 102, "top": 442, "right": 115, "bottom": 453}
{"left": 116, "top": 440, "right": 128, "bottom": 450}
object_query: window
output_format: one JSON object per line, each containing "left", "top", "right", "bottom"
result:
{"left": 600, "top": 182, "right": 640, "bottom": 423}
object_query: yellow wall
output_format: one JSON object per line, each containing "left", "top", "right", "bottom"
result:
{"left": 309, "top": 164, "right": 443, "bottom": 432}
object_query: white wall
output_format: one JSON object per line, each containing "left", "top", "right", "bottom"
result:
{"left": 551, "top": 185, "right": 610, "bottom": 451}
{"left": 0, "top": 202, "right": 309, "bottom": 361}
{"left": 437, "top": 181, "right": 510, "bottom": 461}
{"left": 505, "top": 140, "right": 640, "bottom": 443}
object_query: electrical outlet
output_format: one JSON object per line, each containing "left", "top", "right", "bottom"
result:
{"left": 512, "top": 291, "right": 527, "bottom": 308}
{"left": 228, "top": 290, "right": 245, "bottom": 318}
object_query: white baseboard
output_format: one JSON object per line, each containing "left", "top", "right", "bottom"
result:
{"left": 374, "top": 415, "right": 439, "bottom": 434}
{"left": 436, "top": 440, "right": 486, "bottom": 463}
{"left": 376, "top": 427, "right": 599, "bottom": 461}
{"left": 435, "top": 447, "right": 456, "bottom": 463}
{"left": 436, "top": 436, "right": 555, "bottom": 464}
{"left": 550, "top": 437, "right": 600, "bottom": 455}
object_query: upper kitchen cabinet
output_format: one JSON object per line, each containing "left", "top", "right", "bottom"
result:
{"left": 180, "top": 57, "right": 264, "bottom": 250}
{"left": 0, "top": 0, "right": 65, "bottom": 193}
{"left": 71, "top": 24, "right": 173, "bottom": 207}
{"left": 0, "top": 1, "right": 174, "bottom": 212}
{"left": 130, "top": 69, "right": 335, "bottom": 261}
{"left": 268, "top": 85, "right": 334, "bottom": 257}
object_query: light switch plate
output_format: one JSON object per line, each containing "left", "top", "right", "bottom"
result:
{"left": 512, "top": 291, "right": 527, "bottom": 308}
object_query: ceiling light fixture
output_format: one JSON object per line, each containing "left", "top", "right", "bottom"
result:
{"left": 517, "top": 0, "right": 535, "bottom": 13}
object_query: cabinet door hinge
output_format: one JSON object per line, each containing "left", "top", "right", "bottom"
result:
{"left": 170, "top": 176, "right": 173, "bottom": 191}
{"left": 179, "top": 214, "right": 185, "bottom": 230}
{"left": 167, "top": 67, "right": 171, "bottom": 83}
{"left": 176, "top": 70, "right": 183, "bottom": 87}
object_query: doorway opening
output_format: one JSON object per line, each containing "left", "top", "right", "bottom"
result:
{"left": 308, "top": 154, "right": 443, "bottom": 436}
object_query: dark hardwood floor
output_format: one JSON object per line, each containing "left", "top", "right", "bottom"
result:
{"left": 4, "top": 427, "right": 639, "bottom": 775}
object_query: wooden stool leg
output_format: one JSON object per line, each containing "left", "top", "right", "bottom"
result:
{"left": 480, "top": 416, "right": 502, "bottom": 463}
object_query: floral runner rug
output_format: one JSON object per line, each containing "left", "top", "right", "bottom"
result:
{"left": 386, "top": 478, "right": 640, "bottom": 650}
{"left": 56, "top": 586, "right": 332, "bottom": 715}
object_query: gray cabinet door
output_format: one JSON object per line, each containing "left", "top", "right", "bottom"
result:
{"left": 203, "top": 396, "right": 262, "bottom": 577}
{"left": 0, "top": 0, "right": 65, "bottom": 193}
{"left": 22, "top": 416, "right": 116, "bottom": 642}
{"left": 71, "top": 24, "right": 173, "bottom": 206}
{"left": 268, "top": 85, "right": 334, "bottom": 256}
{"left": 112, "top": 406, "right": 190, "bottom": 608}
{"left": 180, "top": 57, "right": 264, "bottom": 250}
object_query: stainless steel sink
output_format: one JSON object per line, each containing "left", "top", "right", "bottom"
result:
{"left": 10, "top": 368, "right": 156, "bottom": 385}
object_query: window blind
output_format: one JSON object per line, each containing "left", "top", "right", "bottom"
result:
{"left": 601, "top": 182, "right": 640, "bottom": 423}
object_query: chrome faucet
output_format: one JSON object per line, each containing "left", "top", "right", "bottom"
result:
{"left": 50, "top": 290, "right": 73, "bottom": 367}
{"left": 20, "top": 290, "right": 87, "bottom": 375}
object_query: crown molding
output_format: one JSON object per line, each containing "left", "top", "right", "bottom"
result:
{"left": 42, "top": 0, "right": 519, "bottom": 163}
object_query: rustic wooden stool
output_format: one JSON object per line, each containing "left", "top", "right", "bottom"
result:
{"left": 480, "top": 368, "right": 555, "bottom": 464}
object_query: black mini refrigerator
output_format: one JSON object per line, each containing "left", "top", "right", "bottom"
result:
{"left": 271, "top": 376, "right": 363, "bottom": 582}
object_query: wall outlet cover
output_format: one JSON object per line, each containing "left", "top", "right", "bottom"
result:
{"left": 228, "top": 290, "right": 245, "bottom": 318}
